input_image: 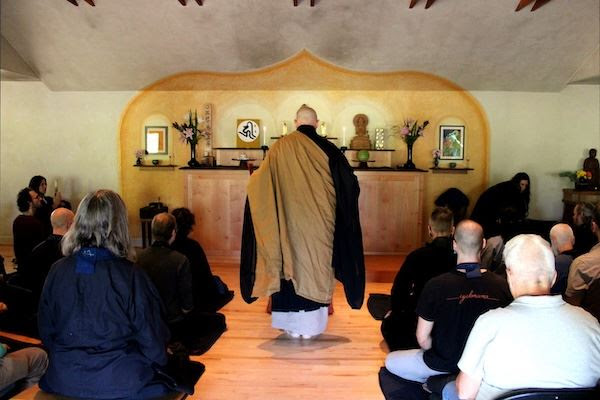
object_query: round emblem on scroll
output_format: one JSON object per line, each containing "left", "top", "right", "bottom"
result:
{"left": 237, "top": 120, "right": 260, "bottom": 143}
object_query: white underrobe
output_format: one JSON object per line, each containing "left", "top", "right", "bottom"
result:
{"left": 271, "top": 306, "right": 329, "bottom": 336}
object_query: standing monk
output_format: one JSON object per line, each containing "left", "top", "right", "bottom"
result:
{"left": 241, "top": 104, "right": 365, "bottom": 339}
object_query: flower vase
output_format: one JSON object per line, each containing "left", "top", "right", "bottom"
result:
{"left": 404, "top": 142, "right": 416, "bottom": 169}
{"left": 188, "top": 143, "right": 201, "bottom": 168}
{"left": 575, "top": 178, "right": 590, "bottom": 191}
{"left": 433, "top": 158, "right": 439, "bottom": 168}
{"left": 135, "top": 158, "right": 142, "bottom": 166}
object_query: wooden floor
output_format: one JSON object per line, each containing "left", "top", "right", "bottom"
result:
{"left": 1, "top": 246, "right": 403, "bottom": 400}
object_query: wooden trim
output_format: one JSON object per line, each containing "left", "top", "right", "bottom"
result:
{"left": 515, "top": 0, "right": 536, "bottom": 11}
{"left": 425, "top": 0, "right": 436, "bottom": 9}
{"left": 531, "top": 0, "right": 552, "bottom": 11}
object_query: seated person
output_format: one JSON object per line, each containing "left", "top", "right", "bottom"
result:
{"left": 480, "top": 206, "right": 521, "bottom": 277}
{"left": 12, "top": 188, "right": 44, "bottom": 267}
{"left": 435, "top": 188, "right": 469, "bottom": 224}
{"left": 137, "top": 213, "right": 194, "bottom": 324}
{"left": 450, "top": 234, "right": 600, "bottom": 400}
{"left": 38, "top": 190, "right": 171, "bottom": 399}
{"left": 470, "top": 173, "right": 530, "bottom": 238}
{"left": 20, "top": 208, "right": 74, "bottom": 299}
{"left": 566, "top": 203, "right": 600, "bottom": 311}
{"left": 382, "top": 207, "right": 456, "bottom": 351}
{"left": 137, "top": 212, "right": 226, "bottom": 354}
{"left": 572, "top": 202, "right": 597, "bottom": 257}
{"left": 549, "top": 223, "right": 576, "bottom": 295}
{"left": 171, "top": 207, "right": 234, "bottom": 312}
{"left": 385, "top": 220, "right": 512, "bottom": 383}
{"left": 0, "top": 302, "right": 48, "bottom": 397}
{"left": 28, "top": 175, "right": 62, "bottom": 236}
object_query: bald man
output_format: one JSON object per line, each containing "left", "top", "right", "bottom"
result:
{"left": 549, "top": 223, "right": 576, "bottom": 295}
{"left": 241, "top": 104, "right": 365, "bottom": 339}
{"left": 450, "top": 235, "right": 600, "bottom": 400}
{"left": 23, "top": 207, "right": 74, "bottom": 297}
{"left": 385, "top": 220, "right": 511, "bottom": 383}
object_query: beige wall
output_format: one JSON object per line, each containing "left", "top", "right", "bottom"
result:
{"left": 0, "top": 81, "right": 133, "bottom": 242}
{"left": 1, "top": 79, "right": 598, "bottom": 244}
{"left": 474, "top": 85, "right": 600, "bottom": 220}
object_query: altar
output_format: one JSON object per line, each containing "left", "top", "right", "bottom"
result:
{"left": 183, "top": 168, "right": 425, "bottom": 258}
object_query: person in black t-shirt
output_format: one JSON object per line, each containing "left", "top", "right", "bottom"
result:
{"left": 381, "top": 207, "right": 456, "bottom": 351}
{"left": 385, "top": 220, "right": 512, "bottom": 383}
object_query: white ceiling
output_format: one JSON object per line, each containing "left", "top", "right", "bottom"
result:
{"left": 1, "top": 0, "right": 599, "bottom": 92}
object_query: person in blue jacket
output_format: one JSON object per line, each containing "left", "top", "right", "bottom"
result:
{"left": 38, "top": 189, "right": 171, "bottom": 399}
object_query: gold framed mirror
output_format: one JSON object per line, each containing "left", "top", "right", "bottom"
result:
{"left": 145, "top": 126, "right": 168, "bottom": 154}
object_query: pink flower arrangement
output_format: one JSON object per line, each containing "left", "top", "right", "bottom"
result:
{"left": 432, "top": 149, "right": 441, "bottom": 159}
{"left": 400, "top": 119, "right": 429, "bottom": 145}
{"left": 135, "top": 149, "right": 145, "bottom": 159}
{"left": 173, "top": 110, "right": 208, "bottom": 146}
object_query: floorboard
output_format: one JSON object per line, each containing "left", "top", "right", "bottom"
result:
{"left": 1, "top": 245, "right": 403, "bottom": 399}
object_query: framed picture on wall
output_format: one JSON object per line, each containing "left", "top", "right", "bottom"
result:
{"left": 439, "top": 125, "right": 465, "bottom": 160}
{"left": 145, "top": 126, "right": 168, "bottom": 154}
{"left": 236, "top": 119, "right": 261, "bottom": 148}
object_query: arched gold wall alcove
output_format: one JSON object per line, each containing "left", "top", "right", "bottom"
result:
{"left": 119, "top": 50, "right": 489, "bottom": 244}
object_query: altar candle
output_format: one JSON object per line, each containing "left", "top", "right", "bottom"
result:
{"left": 342, "top": 127, "right": 347, "bottom": 146}
{"left": 54, "top": 179, "right": 58, "bottom": 193}
{"left": 262, "top": 126, "right": 267, "bottom": 146}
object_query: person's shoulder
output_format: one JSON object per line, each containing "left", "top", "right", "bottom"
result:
{"left": 561, "top": 301, "right": 600, "bottom": 326}
{"left": 424, "top": 271, "right": 457, "bottom": 288}
{"left": 571, "top": 246, "right": 600, "bottom": 268}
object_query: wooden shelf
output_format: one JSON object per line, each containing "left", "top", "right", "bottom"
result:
{"left": 133, "top": 164, "right": 178, "bottom": 169}
{"left": 430, "top": 167, "right": 474, "bottom": 174}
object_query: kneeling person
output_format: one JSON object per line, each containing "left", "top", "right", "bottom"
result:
{"left": 137, "top": 213, "right": 225, "bottom": 354}
{"left": 454, "top": 235, "right": 600, "bottom": 400}
{"left": 385, "top": 220, "right": 512, "bottom": 383}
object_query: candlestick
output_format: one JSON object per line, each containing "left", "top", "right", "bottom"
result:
{"left": 342, "top": 126, "right": 347, "bottom": 147}
{"left": 54, "top": 179, "right": 58, "bottom": 193}
{"left": 262, "top": 126, "right": 267, "bottom": 146}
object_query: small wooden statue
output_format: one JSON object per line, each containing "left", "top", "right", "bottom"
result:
{"left": 350, "top": 113, "right": 371, "bottom": 150}
{"left": 583, "top": 148, "right": 599, "bottom": 188}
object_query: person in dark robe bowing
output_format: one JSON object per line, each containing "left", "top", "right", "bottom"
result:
{"left": 240, "top": 104, "right": 365, "bottom": 339}
{"left": 470, "top": 172, "right": 530, "bottom": 238}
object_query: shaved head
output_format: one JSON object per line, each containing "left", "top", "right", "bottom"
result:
{"left": 51, "top": 207, "right": 74, "bottom": 234}
{"left": 454, "top": 220, "right": 484, "bottom": 258}
{"left": 549, "top": 223, "right": 574, "bottom": 254}
{"left": 295, "top": 104, "right": 319, "bottom": 128}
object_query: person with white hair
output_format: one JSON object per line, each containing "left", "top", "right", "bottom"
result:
{"left": 448, "top": 234, "right": 600, "bottom": 400}
{"left": 240, "top": 104, "right": 365, "bottom": 339}
{"left": 548, "top": 223, "right": 577, "bottom": 295}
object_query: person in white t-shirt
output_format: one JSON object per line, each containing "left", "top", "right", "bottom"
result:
{"left": 446, "top": 234, "right": 600, "bottom": 400}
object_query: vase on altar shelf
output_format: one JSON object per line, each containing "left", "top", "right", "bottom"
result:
{"left": 188, "top": 143, "right": 201, "bottom": 167}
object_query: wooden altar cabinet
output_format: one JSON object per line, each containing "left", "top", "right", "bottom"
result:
{"left": 183, "top": 169, "right": 425, "bottom": 258}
